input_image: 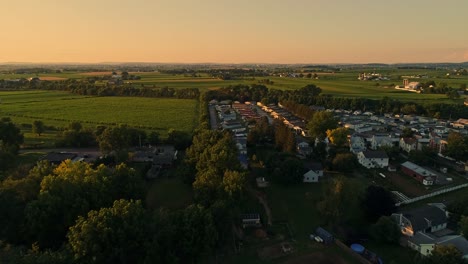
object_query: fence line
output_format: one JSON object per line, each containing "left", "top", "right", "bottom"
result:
{"left": 396, "top": 183, "right": 468, "bottom": 206}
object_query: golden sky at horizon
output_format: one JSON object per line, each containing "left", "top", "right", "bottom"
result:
{"left": 1, "top": 0, "right": 467, "bottom": 63}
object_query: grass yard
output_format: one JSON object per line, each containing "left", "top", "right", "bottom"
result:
{"left": 17, "top": 151, "right": 46, "bottom": 165}
{"left": 364, "top": 242, "right": 417, "bottom": 264}
{"left": 0, "top": 90, "right": 198, "bottom": 137}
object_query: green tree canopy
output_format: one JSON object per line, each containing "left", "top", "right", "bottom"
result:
{"left": 326, "top": 127, "right": 349, "bottom": 148}
{"left": 68, "top": 199, "right": 148, "bottom": 264}
{"left": 445, "top": 132, "right": 468, "bottom": 161}
{"left": 32, "top": 120, "right": 45, "bottom": 137}
{"left": 307, "top": 111, "right": 338, "bottom": 140}
{"left": 0, "top": 118, "right": 24, "bottom": 154}
{"left": 370, "top": 216, "right": 401, "bottom": 244}
{"left": 361, "top": 185, "right": 396, "bottom": 222}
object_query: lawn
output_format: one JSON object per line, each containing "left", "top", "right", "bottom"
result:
{"left": 0, "top": 90, "right": 198, "bottom": 137}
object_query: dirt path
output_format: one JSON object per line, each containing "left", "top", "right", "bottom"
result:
{"left": 249, "top": 187, "right": 273, "bottom": 226}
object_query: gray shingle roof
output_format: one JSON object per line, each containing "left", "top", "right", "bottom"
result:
{"left": 402, "top": 205, "right": 447, "bottom": 233}
{"left": 362, "top": 150, "right": 388, "bottom": 159}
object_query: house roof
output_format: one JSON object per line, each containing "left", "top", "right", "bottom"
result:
{"left": 361, "top": 150, "right": 388, "bottom": 159}
{"left": 401, "top": 161, "right": 437, "bottom": 177}
{"left": 402, "top": 138, "right": 417, "bottom": 145}
{"left": 305, "top": 162, "right": 323, "bottom": 171}
{"left": 402, "top": 205, "right": 447, "bottom": 233}
{"left": 41, "top": 152, "right": 77, "bottom": 164}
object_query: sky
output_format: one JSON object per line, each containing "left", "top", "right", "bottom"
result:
{"left": 1, "top": 0, "right": 467, "bottom": 64}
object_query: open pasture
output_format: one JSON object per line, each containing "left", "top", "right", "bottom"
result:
{"left": 0, "top": 91, "right": 197, "bottom": 136}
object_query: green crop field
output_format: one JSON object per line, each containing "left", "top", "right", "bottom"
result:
{"left": 0, "top": 90, "right": 197, "bottom": 136}
{"left": 1, "top": 68, "right": 466, "bottom": 104}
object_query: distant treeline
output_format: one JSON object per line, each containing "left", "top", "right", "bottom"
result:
{"left": 0, "top": 79, "right": 200, "bottom": 99}
{"left": 206, "top": 84, "right": 468, "bottom": 119}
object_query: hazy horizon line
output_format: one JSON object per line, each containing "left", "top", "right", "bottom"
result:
{"left": 1, "top": 61, "right": 468, "bottom": 66}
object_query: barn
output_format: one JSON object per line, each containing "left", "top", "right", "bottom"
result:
{"left": 401, "top": 161, "right": 437, "bottom": 186}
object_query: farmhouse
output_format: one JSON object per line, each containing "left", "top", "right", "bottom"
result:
{"left": 303, "top": 163, "right": 324, "bottom": 183}
{"left": 401, "top": 161, "right": 437, "bottom": 186}
{"left": 392, "top": 204, "right": 468, "bottom": 257}
{"left": 357, "top": 150, "right": 389, "bottom": 169}
{"left": 392, "top": 204, "right": 447, "bottom": 237}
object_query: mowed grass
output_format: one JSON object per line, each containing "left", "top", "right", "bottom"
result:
{"left": 0, "top": 90, "right": 197, "bottom": 136}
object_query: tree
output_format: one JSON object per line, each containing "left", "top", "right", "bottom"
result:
{"left": 68, "top": 199, "right": 148, "bottom": 264}
{"left": 97, "top": 125, "right": 146, "bottom": 153}
{"left": 402, "top": 127, "right": 415, "bottom": 138}
{"left": 0, "top": 118, "right": 24, "bottom": 154}
{"left": 361, "top": 185, "right": 396, "bottom": 222}
{"left": 326, "top": 127, "right": 349, "bottom": 148}
{"left": 25, "top": 160, "right": 144, "bottom": 248}
{"left": 317, "top": 177, "right": 356, "bottom": 224}
{"left": 148, "top": 131, "right": 160, "bottom": 145}
{"left": 170, "top": 205, "right": 218, "bottom": 262}
{"left": 222, "top": 170, "right": 245, "bottom": 199}
{"left": 166, "top": 129, "right": 191, "bottom": 150}
{"left": 417, "top": 245, "right": 467, "bottom": 264}
{"left": 32, "top": 120, "right": 45, "bottom": 137}
{"left": 266, "top": 153, "right": 304, "bottom": 185}
{"left": 370, "top": 216, "right": 401, "bottom": 244}
{"left": 445, "top": 132, "right": 468, "bottom": 161}
{"left": 69, "top": 121, "right": 82, "bottom": 132}
{"left": 459, "top": 216, "right": 468, "bottom": 240}
{"left": 307, "top": 111, "right": 338, "bottom": 140}
{"left": 446, "top": 90, "right": 461, "bottom": 99}
{"left": 332, "top": 153, "right": 357, "bottom": 172}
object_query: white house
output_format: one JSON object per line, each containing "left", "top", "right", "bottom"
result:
{"left": 357, "top": 150, "right": 389, "bottom": 169}
{"left": 303, "top": 163, "right": 324, "bottom": 183}
{"left": 296, "top": 139, "right": 312, "bottom": 156}
{"left": 400, "top": 137, "right": 418, "bottom": 153}
{"left": 370, "top": 135, "right": 399, "bottom": 150}
{"left": 391, "top": 204, "right": 468, "bottom": 258}
{"left": 349, "top": 135, "right": 367, "bottom": 154}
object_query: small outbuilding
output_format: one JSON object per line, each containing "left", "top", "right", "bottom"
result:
{"left": 240, "top": 213, "right": 261, "bottom": 228}
{"left": 315, "top": 227, "right": 334, "bottom": 244}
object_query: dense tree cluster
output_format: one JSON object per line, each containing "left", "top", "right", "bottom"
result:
{"left": 307, "top": 111, "right": 338, "bottom": 140}
{"left": 0, "top": 118, "right": 24, "bottom": 171}
{"left": 0, "top": 79, "right": 200, "bottom": 99}
{"left": 361, "top": 185, "right": 396, "bottom": 222}
{"left": 186, "top": 129, "right": 244, "bottom": 203}
{"left": 445, "top": 132, "right": 468, "bottom": 161}
{"left": 370, "top": 216, "right": 401, "bottom": 244}
{"left": 0, "top": 161, "right": 145, "bottom": 248}
{"left": 265, "top": 152, "right": 304, "bottom": 185}
{"left": 247, "top": 116, "right": 274, "bottom": 146}
{"left": 273, "top": 119, "right": 296, "bottom": 152}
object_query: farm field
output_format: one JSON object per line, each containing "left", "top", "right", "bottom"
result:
{"left": 2, "top": 68, "right": 466, "bottom": 103}
{"left": 0, "top": 90, "right": 197, "bottom": 136}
